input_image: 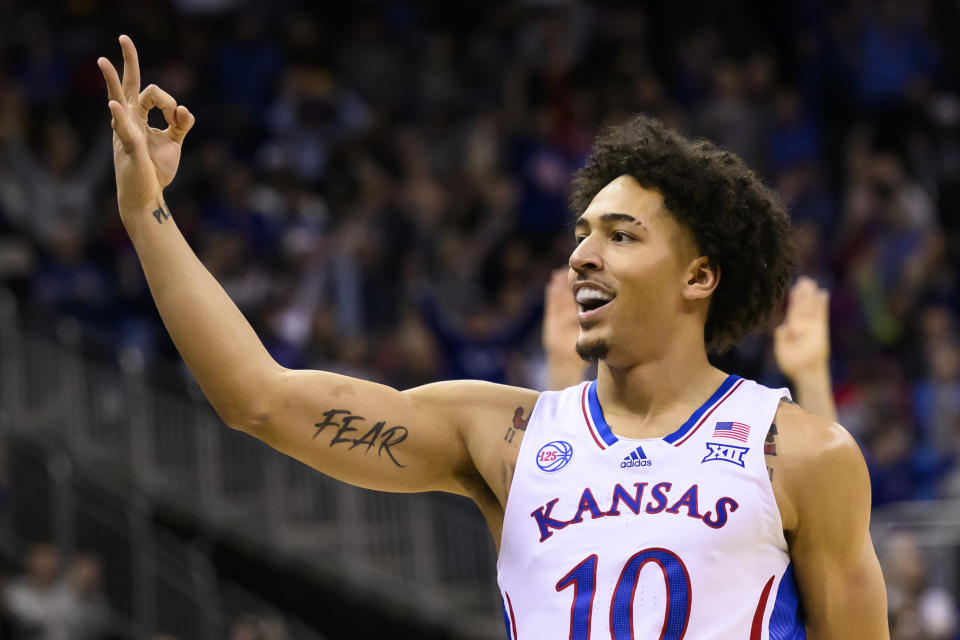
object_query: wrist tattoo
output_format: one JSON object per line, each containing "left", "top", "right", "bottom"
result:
{"left": 313, "top": 408, "right": 408, "bottom": 468}
{"left": 152, "top": 202, "right": 171, "bottom": 224}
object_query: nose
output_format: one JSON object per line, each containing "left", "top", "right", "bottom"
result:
{"left": 569, "top": 234, "right": 603, "bottom": 274}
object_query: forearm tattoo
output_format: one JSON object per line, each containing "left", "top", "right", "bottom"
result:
{"left": 152, "top": 202, "right": 171, "bottom": 224}
{"left": 313, "top": 408, "right": 408, "bottom": 468}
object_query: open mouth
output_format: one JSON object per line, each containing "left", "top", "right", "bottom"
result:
{"left": 575, "top": 288, "right": 615, "bottom": 314}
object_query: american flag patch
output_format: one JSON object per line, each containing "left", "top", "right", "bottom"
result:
{"left": 712, "top": 421, "right": 751, "bottom": 442}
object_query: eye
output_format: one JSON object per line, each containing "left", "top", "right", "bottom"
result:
{"left": 574, "top": 235, "right": 586, "bottom": 245}
{"left": 612, "top": 231, "right": 631, "bottom": 242}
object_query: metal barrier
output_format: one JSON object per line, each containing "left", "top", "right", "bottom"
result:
{"left": 871, "top": 499, "right": 960, "bottom": 600}
{"left": 0, "top": 433, "right": 329, "bottom": 639}
{"left": 0, "top": 297, "right": 502, "bottom": 638}
{"left": 1, "top": 433, "right": 222, "bottom": 638}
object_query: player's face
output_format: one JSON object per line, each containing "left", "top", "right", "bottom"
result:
{"left": 569, "top": 175, "right": 705, "bottom": 365}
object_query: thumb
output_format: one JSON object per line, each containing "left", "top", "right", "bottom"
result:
{"left": 168, "top": 105, "right": 195, "bottom": 144}
{"left": 108, "top": 101, "right": 136, "bottom": 151}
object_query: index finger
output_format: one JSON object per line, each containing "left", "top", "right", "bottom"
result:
{"left": 789, "top": 277, "right": 826, "bottom": 321}
{"left": 97, "top": 57, "right": 123, "bottom": 103}
{"left": 119, "top": 35, "right": 141, "bottom": 102}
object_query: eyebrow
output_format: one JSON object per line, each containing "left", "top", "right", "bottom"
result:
{"left": 574, "top": 213, "right": 646, "bottom": 228}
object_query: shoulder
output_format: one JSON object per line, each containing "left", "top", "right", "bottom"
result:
{"left": 773, "top": 399, "right": 860, "bottom": 468}
{"left": 402, "top": 379, "right": 540, "bottom": 428}
{"left": 772, "top": 399, "right": 869, "bottom": 532}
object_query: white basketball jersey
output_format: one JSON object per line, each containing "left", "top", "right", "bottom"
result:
{"left": 497, "top": 375, "right": 806, "bottom": 640}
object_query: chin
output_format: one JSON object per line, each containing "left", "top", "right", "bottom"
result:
{"left": 576, "top": 337, "right": 609, "bottom": 362}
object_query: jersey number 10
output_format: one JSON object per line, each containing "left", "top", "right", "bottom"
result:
{"left": 555, "top": 548, "right": 691, "bottom": 640}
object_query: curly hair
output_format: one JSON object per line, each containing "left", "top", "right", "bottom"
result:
{"left": 570, "top": 115, "right": 795, "bottom": 352}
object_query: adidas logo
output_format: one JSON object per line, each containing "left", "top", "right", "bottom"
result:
{"left": 620, "top": 445, "right": 652, "bottom": 468}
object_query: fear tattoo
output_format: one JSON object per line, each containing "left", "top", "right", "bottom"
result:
{"left": 764, "top": 423, "right": 778, "bottom": 480}
{"left": 152, "top": 202, "right": 171, "bottom": 224}
{"left": 503, "top": 406, "right": 530, "bottom": 444}
{"left": 313, "top": 408, "right": 408, "bottom": 468}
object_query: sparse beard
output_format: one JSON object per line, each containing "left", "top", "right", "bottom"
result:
{"left": 576, "top": 337, "right": 609, "bottom": 362}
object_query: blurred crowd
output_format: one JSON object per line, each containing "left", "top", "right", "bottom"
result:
{"left": 0, "top": 544, "right": 111, "bottom": 639}
{"left": 0, "top": 544, "right": 295, "bottom": 640}
{"left": 2, "top": 0, "right": 960, "bottom": 637}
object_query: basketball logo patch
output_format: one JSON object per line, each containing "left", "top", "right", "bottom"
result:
{"left": 536, "top": 440, "right": 573, "bottom": 472}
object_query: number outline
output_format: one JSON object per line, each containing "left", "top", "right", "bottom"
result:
{"left": 556, "top": 548, "right": 692, "bottom": 640}
{"left": 556, "top": 554, "right": 598, "bottom": 640}
{"left": 610, "top": 548, "right": 691, "bottom": 640}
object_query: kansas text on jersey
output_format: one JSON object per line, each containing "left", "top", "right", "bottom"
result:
{"left": 497, "top": 375, "right": 806, "bottom": 640}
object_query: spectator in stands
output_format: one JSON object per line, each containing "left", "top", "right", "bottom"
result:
{"left": 46, "top": 553, "right": 111, "bottom": 640}
{"left": 229, "top": 615, "right": 289, "bottom": 640}
{"left": 4, "top": 543, "right": 61, "bottom": 639}
{"left": 883, "top": 532, "right": 958, "bottom": 640}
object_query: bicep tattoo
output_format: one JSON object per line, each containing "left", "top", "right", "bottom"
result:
{"left": 312, "top": 408, "right": 408, "bottom": 468}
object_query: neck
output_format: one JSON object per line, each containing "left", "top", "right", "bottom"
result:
{"left": 595, "top": 338, "right": 727, "bottom": 439}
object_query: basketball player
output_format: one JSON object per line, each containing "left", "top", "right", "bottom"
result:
{"left": 98, "top": 35, "right": 887, "bottom": 639}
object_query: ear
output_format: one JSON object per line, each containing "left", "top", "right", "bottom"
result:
{"left": 682, "top": 256, "right": 720, "bottom": 301}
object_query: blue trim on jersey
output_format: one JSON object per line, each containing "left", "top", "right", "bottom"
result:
{"left": 588, "top": 374, "right": 740, "bottom": 446}
{"left": 501, "top": 595, "right": 513, "bottom": 640}
{"left": 587, "top": 380, "right": 619, "bottom": 446}
{"left": 769, "top": 564, "right": 806, "bottom": 639}
{"left": 662, "top": 374, "right": 740, "bottom": 444}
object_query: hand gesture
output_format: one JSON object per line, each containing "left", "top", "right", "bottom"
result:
{"left": 774, "top": 276, "right": 831, "bottom": 382}
{"left": 97, "top": 35, "right": 195, "bottom": 215}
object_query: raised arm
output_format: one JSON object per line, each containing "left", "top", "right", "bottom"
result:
{"left": 774, "top": 276, "right": 838, "bottom": 422}
{"left": 97, "top": 35, "right": 535, "bottom": 497}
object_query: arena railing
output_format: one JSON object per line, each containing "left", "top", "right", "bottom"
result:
{"left": 0, "top": 294, "right": 502, "bottom": 639}
{"left": 0, "top": 432, "right": 329, "bottom": 639}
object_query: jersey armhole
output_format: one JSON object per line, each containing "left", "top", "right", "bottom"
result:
{"left": 497, "top": 384, "right": 583, "bottom": 554}
{"left": 752, "top": 389, "right": 792, "bottom": 549}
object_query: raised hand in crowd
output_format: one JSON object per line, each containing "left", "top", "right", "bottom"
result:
{"left": 542, "top": 268, "right": 586, "bottom": 390}
{"left": 774, "top": 276, "right": 838, "bottom": 422}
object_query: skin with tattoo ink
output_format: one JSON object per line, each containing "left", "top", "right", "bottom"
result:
{"left": 503, "top": 406, "right": 530, "bottom": 444}
{"left": 313, "top": 408, "right": 408, "bottom": 468}
{"left": 151, "top": 202, "right": 171, "bottom": 224}
{"left": 765, "top": 423, "right": 778, "bottom": 480}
